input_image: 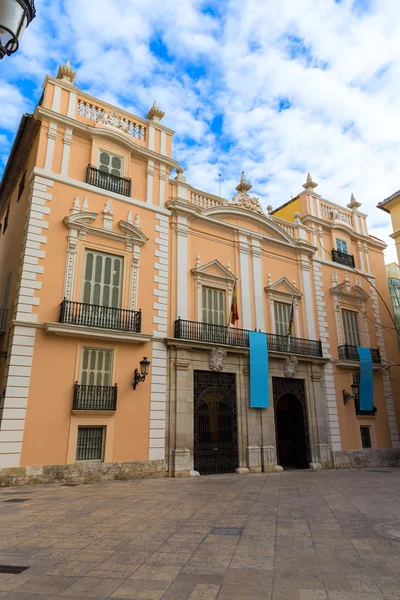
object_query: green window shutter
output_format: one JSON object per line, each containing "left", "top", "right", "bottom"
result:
{"left": 342, "top": 310, "right": 360, "bottom": 346}
{"left": 99, "top": 150, "right": 123, "bottom": 177}
{"left": 82, "top": 250, "right": 123, "bottom": 307}
{"left": 80, "top": 348, "right": 113, "bottom": 386}
{"left": 274, "top": 302, "right": 291, "bottom": 336}
{"left": 202, "top": 287, "right": 225, "bottom": 325}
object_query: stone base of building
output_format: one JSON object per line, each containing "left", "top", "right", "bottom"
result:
{"left": 0, "top": 459, "right": 165, "bottom": 487}
{"left": 333, "top": 449, "right": 400, "bottom": 469}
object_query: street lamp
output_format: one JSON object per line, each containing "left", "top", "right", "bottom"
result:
{"left": 0, "top": 0, "right": 36, "bottom": 60}
{"left": 132, "top": 357, "right": 151, "bottom": 390}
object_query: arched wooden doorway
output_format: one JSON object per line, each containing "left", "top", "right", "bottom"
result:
{"left": 273, "top": 377, "right": 310, "bottom": 469}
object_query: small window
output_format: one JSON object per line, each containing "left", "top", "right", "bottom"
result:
{"left": 360, "top": 426, "right": 372, "bottom": 449}
{"left": 336, "top": 239, "right": 348, "bottom": 254}
{"left": 274, "top": 301, "right": 291, "bottom": 336}
{"left": 202, "top": 287, "right": 226, "bottom": 325}
{"left": 342, "top": 309, "right": 360, "bottom": 347}
{"left": 99, "top": 150, "right": 123, "bottom": 177}
{"left": 76, "top": 426, "right": 105, "bottom": 461}
{"left": 17, "top": 171, "right": 26, "bottom": 201}
{"left": 82, "top": 250, "right": 123, "bottom": 308}
{"left": 3, "top": 207, "right": 10, "bottom": 234}
{"left": 80, "top": 348, "right": 113, "bottom": 386}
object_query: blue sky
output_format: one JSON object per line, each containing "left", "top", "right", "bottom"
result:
{"left": 1, "top": 0, "right": 399, "bottom": 261}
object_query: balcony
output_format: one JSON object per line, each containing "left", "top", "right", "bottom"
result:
{"left": 0, "top": 309, "right": 7, "bottom": 335}
{"left": 332, "top": 249, "right": 355, "bottom": 268}
{"left": 338, "top": 344, "right": 381, "bottom": 364}
{"left": 60, "top": 300, "right": 141, "bottom": 332}
{"left": 73, "top": 383, "right": 117, "bottom": 411}
{"left": 86, "top": 165, "right": 131, "bottom": 197}
{"left": 174, "top": 319, "right": 323, "bottom": 358}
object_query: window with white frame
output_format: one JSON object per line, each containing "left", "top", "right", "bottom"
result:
{"left": 80, "top": 348, "right": 113, "bottom": 386}
{"left": 202, "top": 287, "right": 226, "bottom": 326}
{"left": 336, "top": 239, "right": 348, "bottom": 254}
{"left": 342, "top": 309, "right": 360, "bottom": 346}
{"left": 82, "top": 250, "right": 123, "bottom": 308}
{"left": 274, "top": 301, "right": 291, "bottom": 336}
{"left": 98, "top": 150, "right": 123, "bottom": 177}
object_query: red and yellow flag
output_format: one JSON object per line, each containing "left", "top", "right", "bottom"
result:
{"left": 229, "top": 282, "right": 239, "bottom": 325}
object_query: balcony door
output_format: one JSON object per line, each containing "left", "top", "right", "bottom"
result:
{"left": 99, "top": 150, "right": 123, "bottom": 177}
{"left": 80, "top": 348, "right": 113, "bottom": 386}
{"left": 83, "top": 250, "right": 123, "bottom": 308}
{"left": 342, "top": 309, "right": 360, "bottom": 347}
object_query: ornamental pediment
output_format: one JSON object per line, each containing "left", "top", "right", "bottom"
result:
{"left": 265, "top": 277, "right": 302, "bottom": 298}
{"left": 330, "top": 281, "right": 370, "bottom": 301}
{"left": 191, "top": 259, "right": 236, "bottom": 283}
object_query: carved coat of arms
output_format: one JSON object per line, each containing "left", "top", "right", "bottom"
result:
{"left": 209, "top": 347, "right": 227, "bottom": 372}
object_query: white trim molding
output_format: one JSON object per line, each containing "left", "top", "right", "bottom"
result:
{"left": 176, "top": 215, "right": 188, "bottom": 320}
{"left": 239, "top": 234, "right": 251, "bottom": 329}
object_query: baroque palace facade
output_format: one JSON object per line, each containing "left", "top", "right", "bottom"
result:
{"left": 0, "top": 63, "right": 399, "bottom": 485}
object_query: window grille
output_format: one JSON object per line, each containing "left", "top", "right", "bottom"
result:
{"left": 360, "top": 426, "right": 372, "bottom": 449}
{"left": 76, "top": 427, "right": 105, "bottom": 461}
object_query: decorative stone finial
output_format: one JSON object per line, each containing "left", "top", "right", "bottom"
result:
{"left": 57, "top": 60, "right": 76, "bottom": 84}
{"left": 232, "top": 172, "right": 264, "bottom": 215}
{"left": 294, "top": 211, "right": 301, "bottom": 224}
{"left": 175, "top": 165, "right": 186, "bottom": 182}
{"left": 82, "top": 197, "right": 89, "bottom": 211}
{"left": 135, "top": 213, "right": 140, "bottom": 229}
{"left": 146, "top": 100, "right": 165, "bottom": 122}
{"left": 196, "top": 253, "right": 201, "bottom": 268}
{"left": 267, "top": 205, "right": 273, "bottom": 214}
{"left": 127, "top": 210, "right": 133, "bottom": 224}
{"left": 268, "top": 272, "right": 272, "bottom": 286}
{"left": 347, "top": 192, "right": 361, "bottom": 210}
{"left": 227, "top": 260, "right": 231, "bottom": 272}
{"left": 71, "top": 195, "right": 80, "bottom": 215}
{"left": 236, "top": 171, "right": 252, "bottom": 194}
{"left": 302, "top": 172, "right": 318, "bottom": 190}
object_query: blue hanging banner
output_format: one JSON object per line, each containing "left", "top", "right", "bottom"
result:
{"left": 249, "top": 331, "right": 269, "bottom": 408}
{"left": 357, "top": 347, "right": 374, "bottom": 412}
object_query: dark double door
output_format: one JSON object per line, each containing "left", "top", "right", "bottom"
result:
{"left": 194, "top": 371, "right": 238, "bottom": 475}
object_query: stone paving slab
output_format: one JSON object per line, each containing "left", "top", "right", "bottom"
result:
{"left": 0, "top": 469, "right": 399, "bottom": 598}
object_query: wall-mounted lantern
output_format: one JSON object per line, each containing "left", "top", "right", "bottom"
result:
{"left": 0, "top": 0, "right": 36, "bottom": 60}
{"left": 342, "top": 381, "right": 357, "bottom": 405}
{"left": 132, "top": 357, "right": 151, "bottom": 390}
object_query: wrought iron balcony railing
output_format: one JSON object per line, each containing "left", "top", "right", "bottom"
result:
{"left": 0, "top": 309, "right": 7, "bottom": 335}
{"left": 174, "top": 319, "right": 323, "bottom": 358}
{"left": 60, "top": 300, "right": 141, "bottom": 332}
{"left": 73, "top": 383, "right": 117, "bottom": 411}
{"left": 332, "top": 249, "right": 355, "bottom": 268}
{"left": 338, "top": 344, "right": 381, "bottom": 363}
{"left": 86, "top": 165, "right": 131, "bottom": 197}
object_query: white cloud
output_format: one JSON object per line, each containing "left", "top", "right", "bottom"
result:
{"left": 0, "top": 0, "right": 399, "bottom": 262}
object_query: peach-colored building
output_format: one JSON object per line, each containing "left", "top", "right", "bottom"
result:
{"left": 0, "top": 63, "right": 399, "bottom": 484}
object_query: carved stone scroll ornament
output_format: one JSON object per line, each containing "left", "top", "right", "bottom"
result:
{"left": 209, "top": 347, "right": 227, "bottom": 372}
{"left": 231, "top": 172, "right": 264, "bottom": 215}
{"left": 284, "top": 355, "right": 298, "bottom": 378}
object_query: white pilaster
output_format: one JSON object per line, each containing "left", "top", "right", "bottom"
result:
{"left": 61, "top": 127, "right": 73, "bottom": 176}
{"left": 44, "top": 122, "right": 57, "bottom": 171}
{"left": 51, "top": 84, "right": 61, "bottom": 112}
{"left": 148, "top": 125, "right": 155, "bottom": 151}
{"left": 160, "top": 131, "right": 167, "bottom": 156}
{"left": 357, "top": 243, "right": 364, "bottom": 271}
{"left": 159, "top": 165, "right": 166, "bottom": 207}
{"left": 239, "top": 235, "right": 251, "bottom": 329}
{"left": 300, "top": 253, "right": 316, "bottom": 340}
{"left": 176, "top": 215, "right": 188, "bottom": 320}
{"left": 364, "top": 244, "right": 371, "bottom": 272}
{"left": 146, "top": 160, "right": 154, "bottom": 204}
{"left": 251, "top": 239, "right": 264, "bottom": 330}
{"left": 67, "top": 90, "right": 77, "bottom": 118}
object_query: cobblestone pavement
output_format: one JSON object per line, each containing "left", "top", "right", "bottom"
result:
{"left": 0, "top": 469, "right": 400, "bottom": 599}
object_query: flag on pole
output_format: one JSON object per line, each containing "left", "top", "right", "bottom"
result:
{"left": 229, "top": 282, "right": 239, "bottom": 325}
{"left": 287, "top": 295, "right": 294, "bottom": 336}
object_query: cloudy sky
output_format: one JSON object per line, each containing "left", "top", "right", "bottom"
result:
{"left": 1, "top": 0, "right": 399, "bottom": 261}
